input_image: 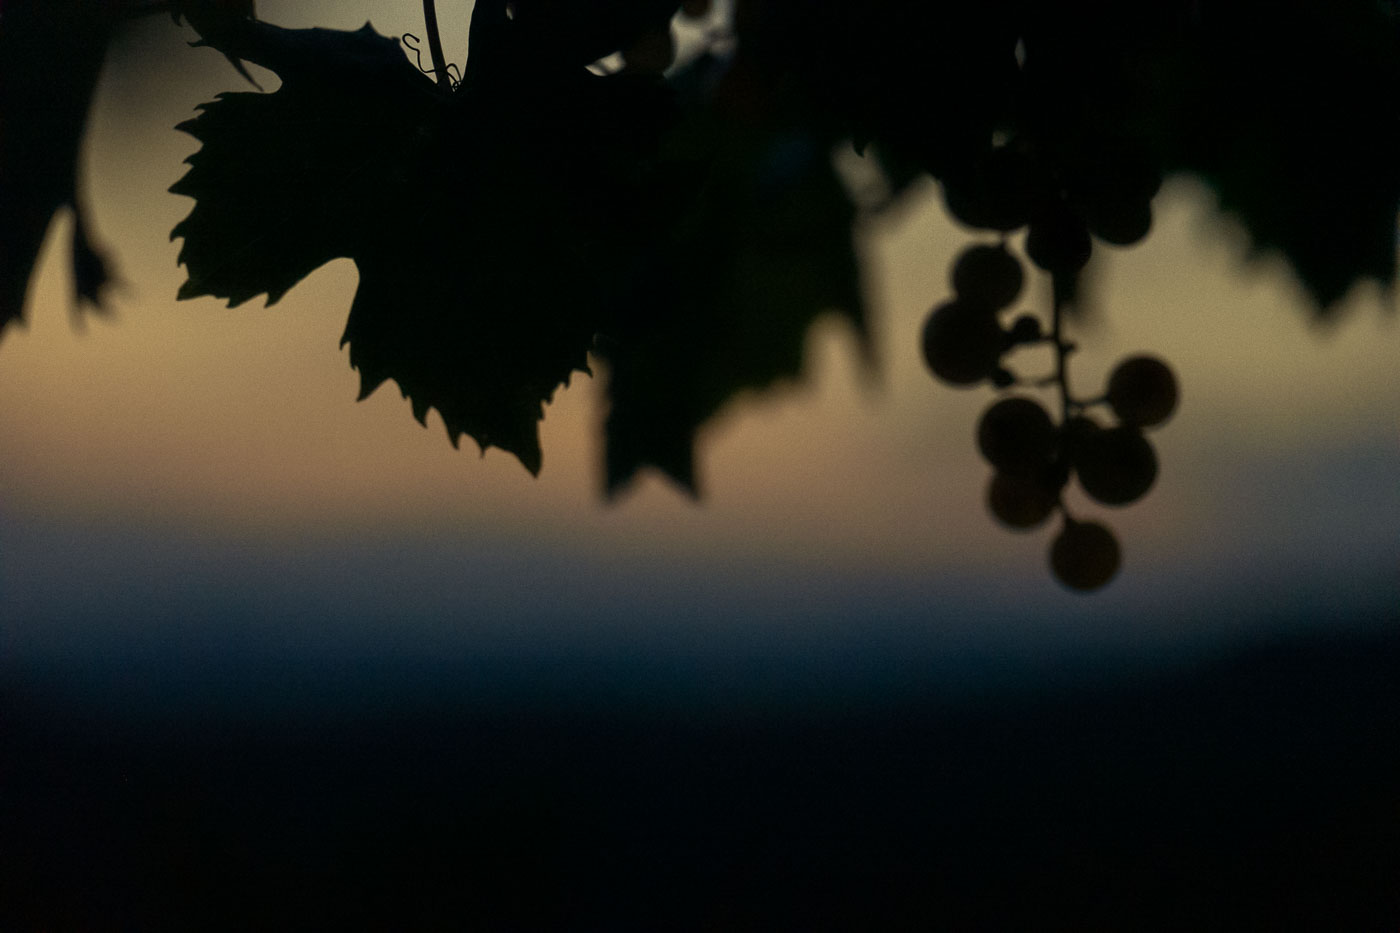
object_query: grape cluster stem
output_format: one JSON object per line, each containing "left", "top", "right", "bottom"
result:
{"left": 1050, "top": 271, "right": 1075, "bottom": 423}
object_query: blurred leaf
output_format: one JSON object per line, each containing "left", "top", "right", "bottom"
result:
{"left": 0, "top": 0, "right": 113, "bottom": 331}
{"left": 601, "top": 52, "right": 869, "bottom": 495}
{"left": 735, "top": 0, "right": 1400, "bottom": 313}
{"left": 505, "top": 0, "right": 682, "bottom": 68}
{"left": 1159, "top": 0, "right": 1400, "bottom": 309}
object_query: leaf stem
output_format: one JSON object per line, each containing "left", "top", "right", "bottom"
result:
{"left": 422, "top": 0, "right": 452, "bottom": 88}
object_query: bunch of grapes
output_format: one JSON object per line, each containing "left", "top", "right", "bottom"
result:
{"left": 922, "top": 239, "right": 1178, "bottom": 592}
{"left": 939, "top": 133, "right": 1161, "bottom": 260}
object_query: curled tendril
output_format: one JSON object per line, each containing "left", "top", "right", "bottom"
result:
{"left": 401, "top": 33, "right": 461, "bottom": 89}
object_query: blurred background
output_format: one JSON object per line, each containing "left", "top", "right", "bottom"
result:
{"left": 1, "top": 2, "right": 1397, "bottom": 927}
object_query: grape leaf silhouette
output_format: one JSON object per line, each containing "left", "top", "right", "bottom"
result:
{"left": 170, "top": 0, "right": 260, "bottom": 87}
{"left": 170, "top": 14, "right": 671, "bottom": 473}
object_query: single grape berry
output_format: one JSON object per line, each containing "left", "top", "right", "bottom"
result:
{"left": 1041, "top": 456, "right": 1072, "bottom": 496}
{"left": 941, "top": 146, "right": 1036, "bottom": 232}
{"left": 951, "top": 244, "right": 1024, "bottom": 310}
{"left": 1026, "top": 199, "right": 1092, "bottom": 273}
{"left": 1066, "top": 137, "right": 1163, "bottom": 206}
{"left": 1067, "top": 141, "right": 1159, "bottom": 248}
{"left": 977, "top": 396, "right": 1057, "bottom": 473}
{"left": 921, "top": 299, "right": 1004, "bottom": 386}
{"left": 1073, "top": 426, "right": 1158, "bottom": 506}
{"left": 1008, "top": 314, "right": 1042, "bottom": 344}
{"left": 1062, "top": 413, "right": 1102, "bottom": 442}
{"left": 1106, "top": 355, "right": 1178, "bottom": 427}
{"left": 1082, "top": 197, "right": 1153, "bottom": 247}
{"left": 987, "top": 471, "right": 1058, "bottom": 530}
{"left": 1049, "top": 519, "right": 1121, "bottom": 591}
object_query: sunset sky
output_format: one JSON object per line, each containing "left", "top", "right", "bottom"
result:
{"left": 1, "top": 1, "right": 1397, "bottom": 709}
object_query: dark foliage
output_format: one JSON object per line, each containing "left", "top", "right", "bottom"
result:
{"left": 164, "top": 4, "right": 867, "bottom": 489}
{"left": 0, "top": 0, "right": 1396, "bottom": 491}
{"left": 0, "top": 0, "right": 113, "bottom": 328}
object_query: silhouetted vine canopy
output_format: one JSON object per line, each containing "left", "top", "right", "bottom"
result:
{"left": 2, "top": 0, "right": 1398, "bottom": 493}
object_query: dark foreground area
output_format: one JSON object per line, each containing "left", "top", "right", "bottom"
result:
{"left": 3, "top": 620, "right": 1397, "bottom": 931}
